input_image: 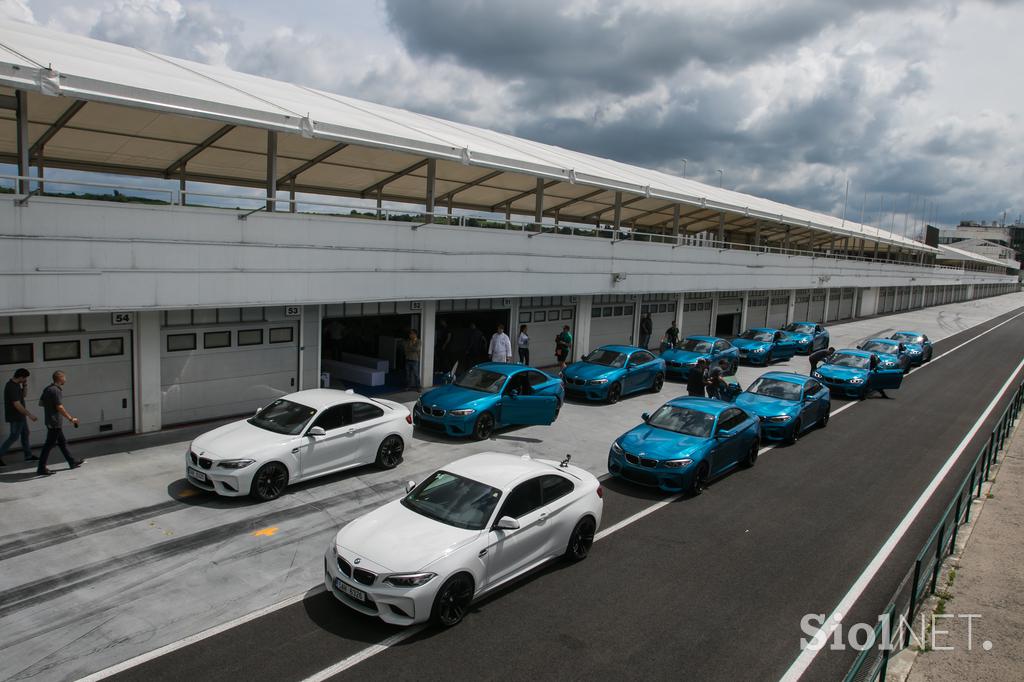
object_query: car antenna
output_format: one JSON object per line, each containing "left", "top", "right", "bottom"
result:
{"left": 560, "top": 454, "right": 571, "bottom": 468}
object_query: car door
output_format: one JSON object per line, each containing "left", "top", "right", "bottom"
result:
{"left": 773, "top": 332, "right": 796, "bottom": 360}
{"left": 869, "top": 366, "right": 904, "bottom": 391}
{"left": 346, "top": 401, "right": 389, "bottom": 465}
{"left": 300, "top": 404, "right": 357, "bottom": 478}
{"left": 500, "top": 373, "right": 558, "bottom": 425}
{"left": 625, "top": 351, "right": 654, "bottom": 391}
{"left": 484, "top": 477, "right": 550, "bottom": 587}
{"left": 711, "top": 409, "right": 745, "bottom": 475}
{"left": 800, "top": 381, "right": 824, "bottom": 428}
{"left": 537, "top": 474, "right": 578, "bottom": 556}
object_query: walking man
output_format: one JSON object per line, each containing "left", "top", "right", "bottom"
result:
{"left": 555, "top": 325, "right": 573, "bottom": 371}
{"left": 1, "top": 368, "right": 38, "bottom": 467}
{"left": 686, "top": 359, "right": 708, "bottom": 397}
{"left": 638, "top": 312, "right": 653, "bottom": 350}
{"left": 489, "top": 324, "right": 512, "bottom": 363}
{"left": 36, "top": 370, "right": 84, "bottom": 476}
{"left": 665, "top": 321, "right": 680, "bottom": 349}
{"left": 517, "top": 324, "right": 530, "bottom": 365}
{"left": 808, "top": 346, "right": 835, "bottom": 374}
{"left": 403, "top": 330, "right": 422, "bottom": 392}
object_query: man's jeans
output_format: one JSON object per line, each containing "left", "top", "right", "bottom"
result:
{"left": 0, "top": 421, "right": 32, "bottom": 460}
{"left": 38, "top": 427, "right": 74, "bottom": 471}
{"left": 405, "top": 360, "right": 421, "bottom": 390}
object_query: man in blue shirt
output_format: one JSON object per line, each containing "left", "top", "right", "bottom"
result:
{"left": 1, "top": 368, "right": 38, "bottom": 466}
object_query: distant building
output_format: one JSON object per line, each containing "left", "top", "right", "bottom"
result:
{"left": 939, "top": 221, "right": 1024, "bottom": 269}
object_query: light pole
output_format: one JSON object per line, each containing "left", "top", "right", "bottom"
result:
{"left": 716, "top": 169, "right": 723, "bottom": 188}
{"left": 681, "top": 159, "right": 687, "bottom": 178}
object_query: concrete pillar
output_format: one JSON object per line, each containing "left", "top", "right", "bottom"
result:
{"left": 533, "top": 178, "right": 544, "bottom": 227}
{"left": 265, "top": 131, "right": 277, "bottom": 212}
{"left": 134, "top": 311, "right": 162, "bottom": 434}
{"left": 631, "top": 297, "right": 642, "bottom": 347}
{"left": 784, "top": 227, "right": 792, "bottom": 251}
{"left": 612, "top": 192, "right": 623, "bottom": 231}
{"left": 299, "top": 305, "right": 322, "bottom": 389}
{"left": 675, "top": 293, "right": 685, "bottom": 334}
{"left": 575, "top": 296, "right": 594, "bottom": 357}
{"left": 717, "top": 213, "right": 725, "bottom": 245}
{"left": 15, "top": 91, "right": 30, "bottom": 194}
{"left": 739, "top": 292, "right": 749, "bottom": 331}
{"left": 425, "top": 159, "right": 437, "bottom": 222}
{"left": 786, "top": 290, "right": 796, "bottom": 324}
{"left": 419, "top": 300, "right": 437, "bottom": 388}
{"left": 823, "top": 288, "right": 831, "bottom": 323}
{"left": 672, "top": 205, "right": 681, "bottom": 240}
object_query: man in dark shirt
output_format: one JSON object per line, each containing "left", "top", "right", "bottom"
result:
{"left": 638, "top": 313, "right": 653, "bottom": 350}
{"left": 706, "top": 360, "right": 729, "bottom": 400}
{"left": 808, "top": 346, "right": 835, "bottom": 374}
{"left": 36, "top": 370, "right": 84, "bottom": 475}
{"left": 686, "top": 359, "right": 708, "bottom": 397}
{"left": 665, "top": 323, "right": 680, "bottom": 349}
{"left": 1, "top": 368, "right": 38, "bottom": 466}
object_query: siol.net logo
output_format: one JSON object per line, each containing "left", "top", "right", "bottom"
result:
{"left": 800, "top": 612, "right": 992, "bottom": 652}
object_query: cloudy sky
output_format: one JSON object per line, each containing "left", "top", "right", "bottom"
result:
{"left": 3, "top": 0, "right": 1023, "bottom": 230}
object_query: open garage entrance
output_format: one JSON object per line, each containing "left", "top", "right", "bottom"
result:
{"left": 435, "top": 298, "right": 511, "bottom": 381}
{"left": 321, "top": 302, "right": 421, "bottom": 394}
{"left": 715, "top": 295, "right": 742, "bottom": 337}
{"left": 517, "top": 296, "right": 576, "bottom": 369}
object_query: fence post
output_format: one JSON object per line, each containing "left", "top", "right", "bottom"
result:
{"left": 950, "top": 493, "right": 964, "bottom": 551}
{"left": 966, "top": 469, "right": 976, "bottom": 524}
{"left": 905, "top": 559, "right": 922, "bottom": 647}
{"left": 930, "top": 523, "right": 946, "bottom": 594}
{"left": 990, "top": 429, "right": 999, "bottom": 467}
{"left": 880, "top": 608, "right": 896, "bottom": 679}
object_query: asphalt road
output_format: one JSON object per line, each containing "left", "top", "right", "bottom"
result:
{"left": 104, "top": 305, "right": 1024, "bottom": 682}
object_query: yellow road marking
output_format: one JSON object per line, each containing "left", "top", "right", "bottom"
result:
{"left": 177, "top": 488, "right": 200, "bottom": 498}
{"left": 252, "top": 526, "right": 279, "bottom": 537}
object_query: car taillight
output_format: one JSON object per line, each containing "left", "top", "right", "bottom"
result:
{"left": 596, "top": 485, "right": 603, "bottom": 499}
{"left": 405, "top": 414, "right": 413, "bottom": 424}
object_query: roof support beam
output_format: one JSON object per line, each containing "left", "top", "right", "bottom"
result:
{"left": 491, "top": 180, "right": 558, "bottom": 212}
{"left": 277, "top": 142, "right": 348, "bottom": 185}
{"left": 0, "top": 94, "right": 17, "bottom": 110}
{"left": 672, "top": 205, "right": 681, "bottom": 237}
{"left": 533, "top": 178, "right": 545, "bottom": 226}
{"left": 425, "top": 158, "right": 437, "bottom": 219}
{"left": 30, "top": 100, "right": 87, "bottom": 159}
{"left": 361, "top": 158, "right": 429, "bottom": 198}
{"left": 612, "top": 192, "right": 623, "bottom": 230}
{"left": 15, "top": 91, "right": 29, "bottom": 194}
{"left": 628, "top": 201, "right": 678, "bottom": 224}
{"left": 266, "top": 130, "right": 277, "bottom": 212}
{"left": 544, "top": 188, "right": 606, "bottom": 216}
{"left": 586, "top": 194, "right": 644, "bottom": 222}
{"left": 164, "top": 124, "right": 235, "bottom": 177}
{"left": 436, "top": 170, "right": 504, "bottom": 204}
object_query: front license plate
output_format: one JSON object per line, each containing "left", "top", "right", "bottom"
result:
{"left": 188, "top": 467, "right": 207, "bottom": 482}
{"left": 334, "top": 578, "right": 366, "bottom": 602}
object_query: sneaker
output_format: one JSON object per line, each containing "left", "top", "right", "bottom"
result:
{"left": 70, "top": 459, "right": 85, "bottom": 469}
{"left": 38, "top": 468, "right": 55, "bottom": 476}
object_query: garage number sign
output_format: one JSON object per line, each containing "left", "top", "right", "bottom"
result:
{"left": 285, "top": 306, "right": 301, "bottom": 317}
{"left": 111, "top": 312, "right": 134, "bottom": 326}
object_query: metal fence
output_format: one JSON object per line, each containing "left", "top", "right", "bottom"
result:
{"left": 843, "top": 378, "right": 1024, "bottom": 682}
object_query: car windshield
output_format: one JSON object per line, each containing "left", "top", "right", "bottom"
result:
{"left": 738, "top": 330, "right": 774, "bottom": 342}
{"left": 828, "top": 353, "right": 871, "bottom": 369}
{"left": 784, "top": 323, "right": 815, "bottom": 334}
{"left": 891, "top": 333, "right": 922, "bottom": 343}
{"left": 584, "top": 349, "right": 626, "bottom": 367}
{"left": 678, "top": 338, "right": 712, "bottom": 353}
{"left": 248, "top": 399, "right": 316, "bottom": 435}
{"left": 646, "top": 405, "right": 715, "bottom": 438}
{"left": 746, "top": 377, "right": 802, "bottom": 401}
{"left": 861, "top": 341, "right": 896, "bottom": 354}
{"left": 402, "top": 470, "right": 503, "bottom": 531}
{"left": 455, "top": 367, "right": 507, "bottom": 394}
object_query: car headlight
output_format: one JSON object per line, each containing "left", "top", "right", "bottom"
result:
{"left": 611, "top": 441, "right": 625, "bottom": 456}
{"left": 664, "top": 458, "right": 693, "bottom": 469}
{"left": 751, "top": 348, "right": 765, "bottom": 354}
{"left": 766, "top": 415, "right": 792, "bottom": 423}
{"left": 216, "top": 458, "right": 256, "bottom": 469}
{"left": 882, "top": 362, "right": 895, "bottom": 368}
{"left": 908, "top": 350, "right": 921, "bottom": 355}
{"left": 812, "top": 371, "right": 823, "bottom": 379}
{"left": 588, "top": 378, "right": 609, "bottom": 384}
{"left": 849, "top": 377, "right": 865, "bottom": 384}
{"left": 449, "top": 408, "right": 476, "bottom": 416}
{"left": 383, "top": 572, "right": 436, "bottom": 588}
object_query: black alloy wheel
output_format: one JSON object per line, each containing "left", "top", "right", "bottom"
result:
{"left": 250, "top": 462, "right": 288, "bottom": 501}
{"left": 473, "top": 412, "right": 495, "bottom": 440}
{"left": 651, "top": 373, "right": 665, "bottom": 393}
{"left": 786, "top": 419, "right": 803, "bottom": 445}
{"left": 607, "top": 382, "right": 622, "bottom": 404}
{"left": 375, "top": 435, "right": 404, "bottom": 469}
{"left": 431, "top": 574, "right": 475, "bottom": 628}
{"left": 820, "top": 406, "right": 830, "bottom": 428}
{"left": 741, "top": 440, "right": 759, "bottom": 468}
{"left": 924, "top": 348, "right": 933, "bottom": 363}
{"left": 565, "top": 517, "right": 597, "bottom": 562}
{"left": 690, "top": 463, "right": 710, "bottom": 496}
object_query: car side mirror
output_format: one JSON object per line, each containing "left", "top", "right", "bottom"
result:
{"left": 494, "top": 516, "right": 519, "bottom": 531}
{"left": 716, "top": 429, "right": 733, "bottom": 438}
{"left": 641, "top": 412, "right": 650, "bottom": 422}
{"left": 307, "top": 426, "right": 326, "bottom": 437}
{"left": 405, "top": 480, "right": 416, "bottom": 494}
{"left": 254, "top": 407, "right": 262, "bottom": 416}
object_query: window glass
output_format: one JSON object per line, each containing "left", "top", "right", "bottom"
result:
{"left": 592, "top": 307, "right": 602, "bottom": 318}
{"left": 613, "top": 306, "right": 623, "bottom": 316}
{"left": 44, "top": 340, "right": 80, "bottom": 361}
{"left": 89, "top": 337, "right": 124, "bottom": 357}
{"left": 204, "top": 331, "right": 231, "bottom": 349}
{"left": 499, "top": 478, "right": 543, "bottom": 519}
{"left": 804, "top": 381, "right": 821, "bottom": 397}
{"left": 561, "top": 309, "right": 573, "bottom": 320}
{"left": 167, "top": 333, "right": 196, "bottom": 352}
{"left": 540, "top": 475, "right": 574, "bottom": 504}
{"left": 714, "top": 341, "right": 729, "bottom": 351}
{"left": 534, "top": 311, "right": 546, "bottom": 322}
{"left": 603, "top": 307, "right": 613, "bottom": 316}
{"left": 0, "top": 343, "right": 33, "bottom": 365}
{"left": 269, "top": 327, "right": 293, "bottom": 344}
{"left": 249, "top": 399, "right": 316, "bottom": 435}
{"left": 238, "top": 329, "right": 264, "bottom": 346}
{"left": 402, "top": 471, "right": 502, "bottom": 531}
{"left": 519, "top": 312, "right": 531, "bottom": 323}
{"left": 548, "top": 310, "right": 560, "bottom": 321}
{"left": 313, "top": 404, "right": 350, "bottom": 431}
{"left": 718, "top": 409, "right": 745, "bottom": 431}
{"left": 350, "top": 402, "right": 384, "bottom": 424}
{"left": 633, "top": 351, "right": 654, "bottom": 364}
{"left": 526, "top": 371, "right": 548, "bottom": 387}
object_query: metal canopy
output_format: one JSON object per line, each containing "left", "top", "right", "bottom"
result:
{"left": 0, "top": 21, "right": 933, "bottom": 253}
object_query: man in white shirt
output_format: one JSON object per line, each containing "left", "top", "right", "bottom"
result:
{"left": 488, "top": 324, "right": 513, "bottom": 363}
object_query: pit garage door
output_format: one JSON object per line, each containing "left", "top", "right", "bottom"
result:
{"left": 898, "top": 287, "right": 911, "bottom": 311}
{"left": 925, "top": 287, "right": 936, "bottom": 307}
{"left": 808, "top": 291, "right": 827, "bottom": 322}
{"left": 746, "top": 295, "right": 769, "bottom": 328}
{"left": 589, "top": 297, "right": 636, "bottom": 350}
{"left": 161, "top": 308, "right": 299, "bottom": 426}
{"left": 792, "top": 291, "right": 811, "bottom": 321}
{"left": 839, "top": 288, "right": 855, "bottom": 320}
{"left": 681, "top": 299, "right": 712, "bottom": 337}
{"left": 767, "top": 295, "right": 789, "bottom": 328}
{"left": 826, "top": 289, "right": 841, "bottom": 322}
{"left": 0, "top": 313, "right": 133, "bottom": 445}
{"left": 518, "top": 296, "right": 576, "bottom": 367}
{"left": 880, "top": 287, "right": 896, "bottom": 314}
{"left": 640, "top": 295, "right": 678, "bottom": 351}
{"left": 911, "top": 287, "right": 923, "bottom": 308}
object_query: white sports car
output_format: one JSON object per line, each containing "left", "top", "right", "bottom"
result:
{"left": 186, "top": 389, "right": 412, "bottom": 501}
{"left": 324, "top": 452, "right": 603, "bottom": 627}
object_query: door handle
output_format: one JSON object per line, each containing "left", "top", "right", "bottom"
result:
{"left": 291, "top": 448, "right": 299, "bottom": 454}
{"left": 478, "top": 549, "right": 487, "bottom": 558}
{"left": 538, "top": 511, "right": 548, "bottom": 520}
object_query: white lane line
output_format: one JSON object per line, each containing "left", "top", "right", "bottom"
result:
{"left": 779, "top": 354, "right": 1024, "bottom": 682}
{"left": 594, "top": 493, "right": 685, "bottom": 542}
{"left": 78, "top": 586, "right": 326, "bottom": 682}
{"left": 298, "top": 627, "right": 428, "bottom": 682}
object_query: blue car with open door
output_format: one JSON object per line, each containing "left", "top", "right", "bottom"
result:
{"left": 731, "top": 328, "right": 798, "bottom": 366}
{"left": 607, "top": 397, "right": 760, "bottom": 495}
{"left": 561, "top": 345, "right": 666, "bottom": 403}
{"left": 857, "top": 338, "right": 912, "bottom": 373}
{"left": 660, "top": 336, "right": 739, "bottom": 378}
{"left": 413, "top": 363, "right": 564, "bottom": 440}
{"left": 734, "top": 372, "right": 830, "bottom": 443}
{"left": 812, "top": 349, "right": 904, "bottom": 400}
{"left": 889, "top": 331, "right": 933, "bottom": 366}
{"left": 782, "top": 322, "right": 830, "bottom": 354}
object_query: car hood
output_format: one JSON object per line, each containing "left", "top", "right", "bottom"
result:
{"left": 731, "top": 339, "right": 771, "bottom": 351}
{"left": 734, "top": 393, "right": 799, "bottom": 418}
{"left": 902, "top": 343, "right": 924, "bottom": 354}
{"left": 619, "top": 424, "right": 709, "bottom": 459}
{"left": 563, "top": 362, "right": 620, "bottom": 381}
{"left": 817, "top": 364, "right": 868, "bottom": 381}
{"left": 660, "top": 349, "right": 708, "bottom": 364}
{"left": 335, "top": 499, "right": 480, "bottom": 572}
{"left": 788, "top": 333, "right": 812, "bottom": 343}
{"left": 420, "top": 385, "right": 494, "bottom": 411}
{"left": 191, "top": 419, "right": 294, "bottom": 460}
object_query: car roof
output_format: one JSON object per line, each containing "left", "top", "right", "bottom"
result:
{"left": 476, "top": 362, "right": 529, "bottom": 374}
{"left": 685, "top": 335, "right": 720, "bottom": 343}
{"left": 893, "top": 330, "right": 924, "bottom": 336}
{"left": 759, "top": 371, "right": 811, "bottom": 385}
{"left": 664, "top": 396, "right": 732, "bottom": 415}
{"left": 597, "top": 344, "right": 638, "bottom": 353}
{"left": 285, "top": 388, "right": 372, "bottom": 410}
{"left": 834, "top": 349, "right": 873, "bottom": 358}
{"left": 445, "top": 452, "right": 576, "bottom": 488}
{"left": 749, "top": 327, "right": 779, "bottom": 333}
{"left": 791, "top": 321, "right": 819, "bottom": 325}
{"left": 865, "top": 338, "right": 899, "bottom": 344}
